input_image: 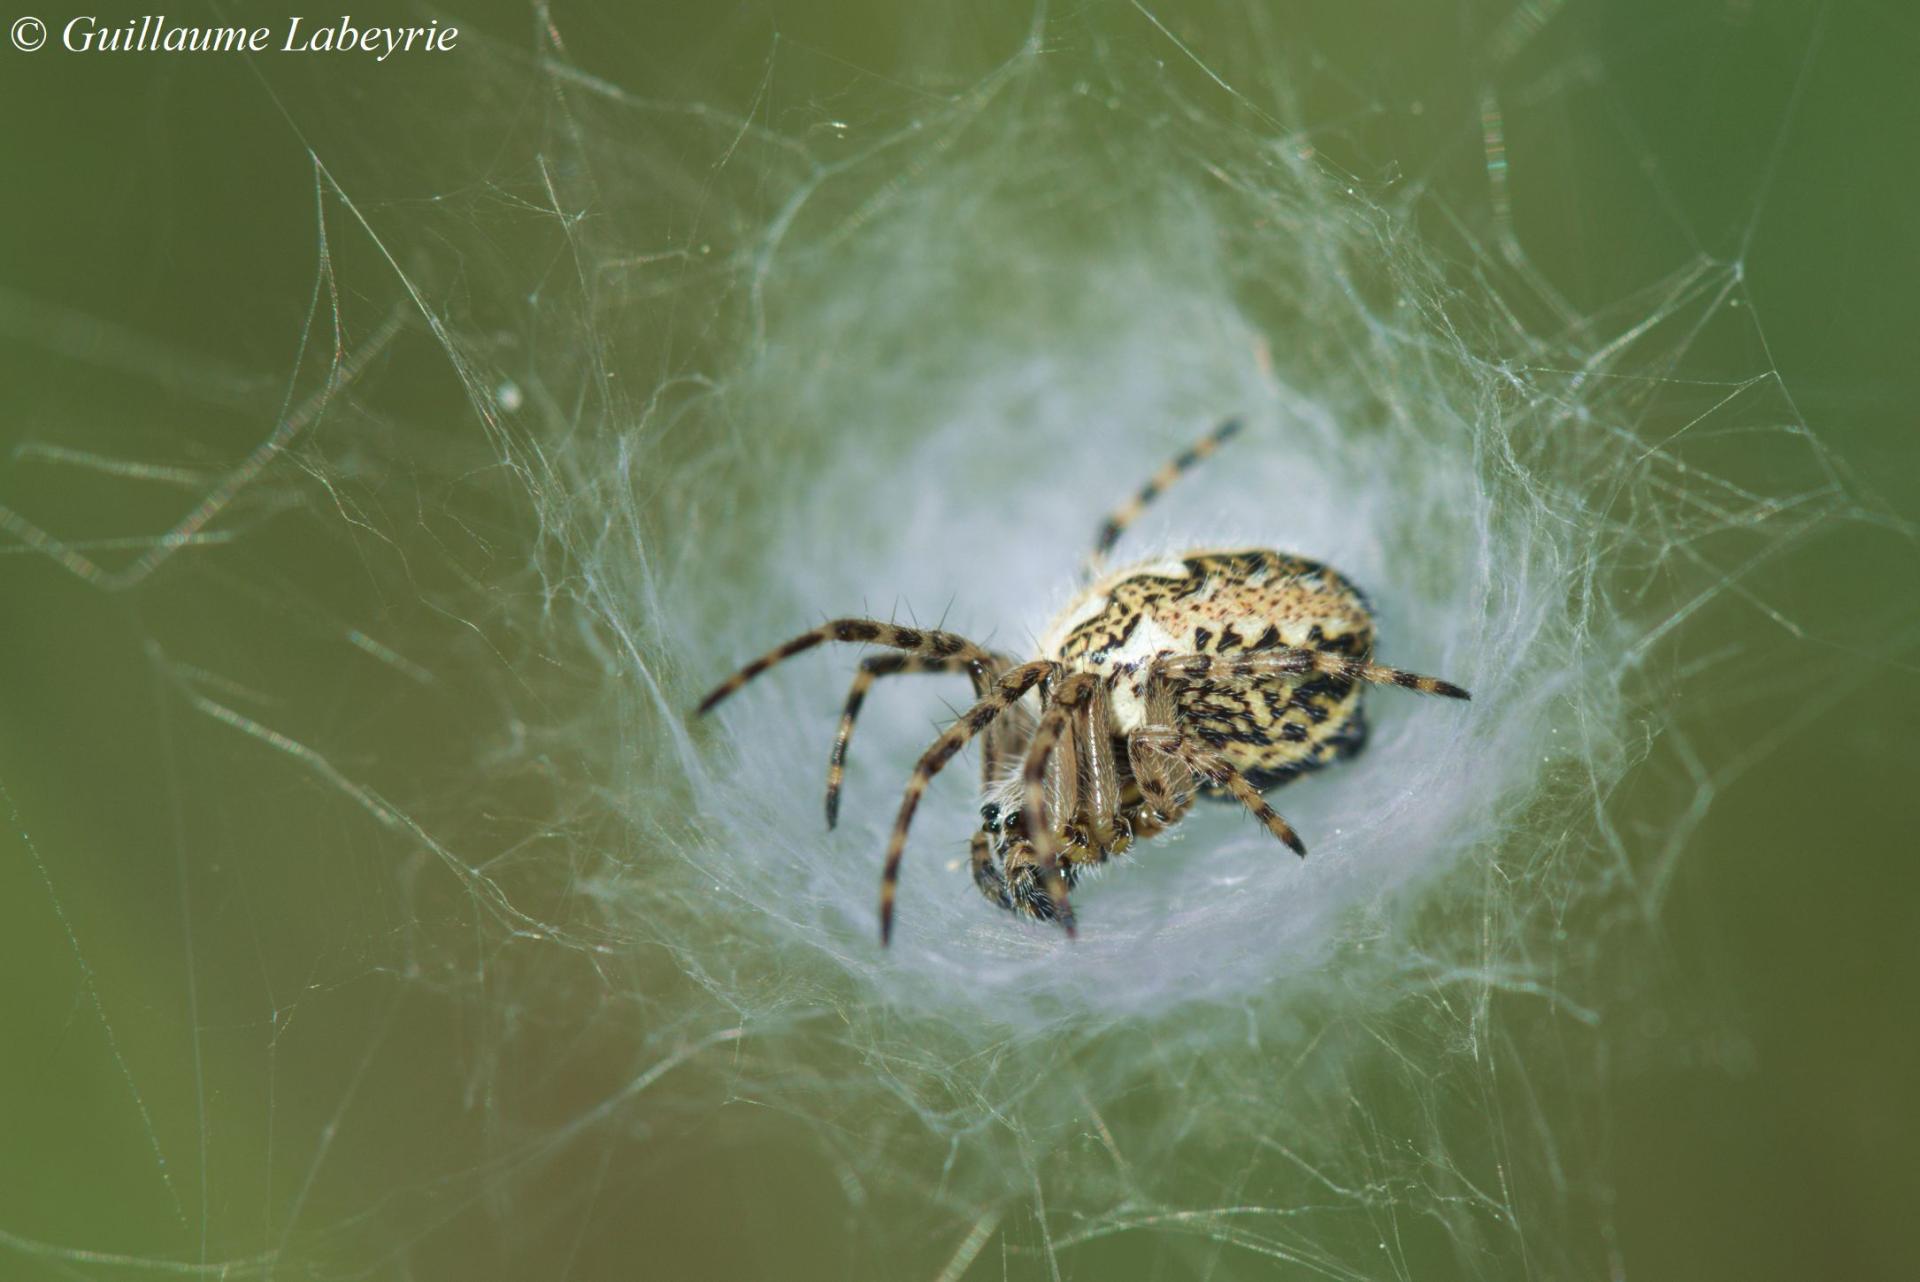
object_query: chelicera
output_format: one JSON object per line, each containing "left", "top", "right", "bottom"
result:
{"left": 696, "top": 420, "right": 1470, "bottom": 943}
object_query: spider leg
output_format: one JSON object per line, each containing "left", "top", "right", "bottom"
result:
{"left": 980, "top": 694, "right": 1036, "bottom": 800}
{"left": 1021, "top": 673, "right": 1096, "bottom": 935}
{"left": 1086, "top": 418, "right": 1242, "bottom": 574}
{"left": 1128, "top": 664, "right": 1194, "bottom": 817}
{"left": 1183, "top": 743, "right": 1307, "bottom": 856}
{"left": 824, "top": 652, "right": 1001, "bottom": 830}
{"left": 1042, "top": 675, "right": 1090, "bottom": 835}
{"left": 1153, "top": 649, "right": 1470, "bottom": 700}
{"left": 1127, "top": 732, "right": 1179, "bottom": 815}
{"left": 880, "top": 659, "right": 1055, "bottom": 945}
{"left": 1079, "top": 676, "right": 1123, "bottom": 848}
{"left": 1132, "top": 726, "right": 1306, "bottom": 857}
{"left": 695, "top": 618, "right": 998, "bottom": 715}
{"left": 969, "top": 829, "right": 1009, "bottom": 910}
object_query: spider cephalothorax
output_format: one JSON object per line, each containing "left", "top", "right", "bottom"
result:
{"left": 697, "top": 420, "right": 1470, "bottom": 943}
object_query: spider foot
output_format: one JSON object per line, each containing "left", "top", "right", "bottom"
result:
{"left": 1001, "top": 849, "right": 1080, "bottom": 936}
{"left": 971, "top": 853, "right": 1013, "bottom": 911}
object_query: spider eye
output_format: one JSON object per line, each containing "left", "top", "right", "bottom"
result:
{"left": 979, "top": 802, "right": 1001, "bottom": 832}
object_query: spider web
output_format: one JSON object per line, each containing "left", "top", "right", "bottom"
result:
{"left": 2, "top": 2, "right": 1915, "bottom": 1279}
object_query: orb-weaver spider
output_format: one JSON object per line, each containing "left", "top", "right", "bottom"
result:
{"left": 697, "top": 420, "right": 1469, "bottom": 943}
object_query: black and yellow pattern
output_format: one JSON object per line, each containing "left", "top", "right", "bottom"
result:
{"left": 695, "top": 423, "right": 1470, "bottom": 943}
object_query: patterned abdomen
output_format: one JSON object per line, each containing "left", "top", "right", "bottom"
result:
{"left": 1044, "top": 548, "right": 1376, "bottom": 787}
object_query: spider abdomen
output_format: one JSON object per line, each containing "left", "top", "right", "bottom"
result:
{"left": 696, "top": 419, "right": 1468, "bottom": 942}
{"left": 1042, "top": 548, "right": 1376, "bottom": 785}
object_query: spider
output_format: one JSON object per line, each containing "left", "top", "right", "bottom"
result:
{"left": 696, "top": 419, "right": 1470, "bottom": 944}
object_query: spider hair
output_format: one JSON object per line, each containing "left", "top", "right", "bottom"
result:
{"left": 694, "top": 421, "right": 1471, "bottom": 943}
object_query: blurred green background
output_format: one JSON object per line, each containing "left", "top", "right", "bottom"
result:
{"left": 2, "top": 2, "right": 1917, "bottom": 1278}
